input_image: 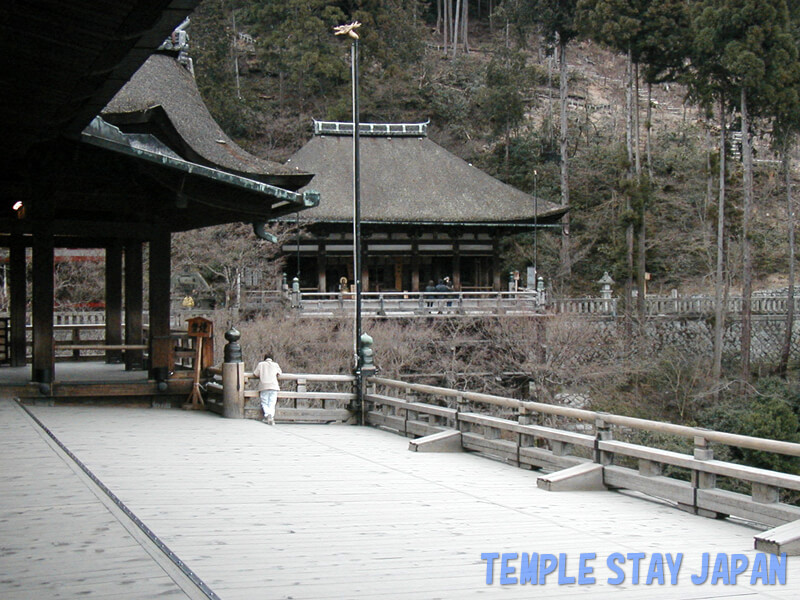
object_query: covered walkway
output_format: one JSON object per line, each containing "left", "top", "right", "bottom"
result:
{"left": 1, "top": 399, "right": 797, "bottom": 599}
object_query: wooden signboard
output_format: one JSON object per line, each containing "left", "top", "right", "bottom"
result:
{"left": 184, "top": 317, "right": 214, "bottom": 410}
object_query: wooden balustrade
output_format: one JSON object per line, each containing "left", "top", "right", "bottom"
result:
{"left": 365, "top": 376, "right": 800, "bottom": 527}
{"left": 204, "top": 370, "right": 356, "bottom": 423}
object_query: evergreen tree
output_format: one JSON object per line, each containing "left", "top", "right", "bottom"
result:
{"left": 577, "top": 0, "right": 649, "bottom": 322}
{"left": 242, "top": 1, "right": 348, "bottom": 111}
{"left": 502, "top": 0, "right": 579, "bottom": 278}
{"left": 691, "top": 0, "right": 797, "bottom": 386}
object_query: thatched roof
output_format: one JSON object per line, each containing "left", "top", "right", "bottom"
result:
{"left": 103, "top": 54, "right": 311, "bottom": 190}
{"left": 287, "top": 121, "right": 566, "bottom": 225}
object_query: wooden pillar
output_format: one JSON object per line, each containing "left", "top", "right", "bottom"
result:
{"left": 317, "top": 242, "right": 327, "bottom": 292}
{"left": 32, "top": 224, "right": 54, "bottom": 384}
{"left": 124, "top": 241, "right": 144, "bottom": 370}
{"left": 411, "top": 235, "right": 420, "bottom": 292}
{"left": 452, "top": 234, "right": 462, "bottom": 291}
{"left": 361, "top": 247, "right": 369, "bottom": 292}
{"left": 492, "top": 236, "right": 502, "bottom": 291}
{"left": 105, "top": 241, "right": 123, "bottom": 364}
{"left": 9, "top": 233, "right": 27, "bottom": 367}
{"left": 148, "top": 230, "right": 171, "bottom": 382}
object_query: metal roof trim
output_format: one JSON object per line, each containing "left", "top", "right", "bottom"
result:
{"left": 80, "top": 117, "right": 320, "bottom": 208}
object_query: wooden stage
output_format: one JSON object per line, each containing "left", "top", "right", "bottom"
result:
{"left": 2, "top": 399, "right": 798, "bottom": 599}
{"left": 0, "top": 362, "right": 193, "bottom": 404}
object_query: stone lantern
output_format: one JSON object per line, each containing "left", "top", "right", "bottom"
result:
{"left": 598, "top": 272, "right": 615, "bottom": 299}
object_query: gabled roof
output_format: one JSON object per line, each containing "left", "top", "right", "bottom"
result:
{"left": 287, "top": 121, "right": 566, "bottom": 226}
{"left": 103, "top": 53, "right": 311, "bottom": 191}
{"left": 0, "top": 0, "right": 201, "bottom": 171}
{"left": 76, "top": 116, "right": 319, "bottom": 233}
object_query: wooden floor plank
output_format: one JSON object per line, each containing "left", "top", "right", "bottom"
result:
{"left": 18, "top": 404, "right": 798, "bottom": 599}
{"left": 0, "top": 401, "right": 199, "bottom": 599}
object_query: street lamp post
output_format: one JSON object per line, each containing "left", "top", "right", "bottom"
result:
{"left": 533, "top": 169, "right": 538, "bottom": 285}
{"left": 335, "top": 21, "right": 364, "bottom": 420}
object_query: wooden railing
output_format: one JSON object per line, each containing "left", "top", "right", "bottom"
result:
{"left": 243, "top": 290, "right": 800, "bottom": 318}
{"left": 364, "top": 376, "right": 800, "bottom": 528}
{"left": 204, "top": 369, "right": 356, "bottom": 423}
{"left": 14, "top": 323, "right": 193, "bottom": 371}
{"left": 552, "top": 295, "right": 800, "bottom": 316}
{"left": 244, "top": 290, "right": 546, "bottom": 316}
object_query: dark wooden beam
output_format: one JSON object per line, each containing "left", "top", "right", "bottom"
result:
{"left": 124, "top": 241, "right": 144, "bottom": 371}
{"left": 9, "top": 233, "right": 27, "bottom": 367}
{"left": 148, "top": 230, "right": 171, "bottom": 382}
{"left": 105, "top": 241, "right": 123, "bottom": 364}
{"left": 32, "top": 223, "right": 54, "bottom": 384}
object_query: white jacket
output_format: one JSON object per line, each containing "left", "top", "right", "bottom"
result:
{"left": 253, "top": 359, "right": 282, "bottom": 391}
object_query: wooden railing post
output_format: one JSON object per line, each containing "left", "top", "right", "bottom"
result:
{"left": 222, "top": 327, "right": 245, "bottom": 419}
{"left": 594, "top": 417, "right": 613, "bottom": 465}
{"left": 691, "top": 435, "right": 725, "bottom": 518}
{"left": 296, "top": 377, "right": 307, "bottom": 409}
{"left": 518, "top": 407, "right": 536, "bottom": 453}
{"left": 455, "top": 394, "right": 467, "bottom": 432}
{"left": 71, "top": 326, "right": 80, "bottom": 360}
{"left": 693, "top": 436, "right": 715, "bottom": 488}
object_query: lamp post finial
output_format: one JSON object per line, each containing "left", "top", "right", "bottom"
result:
{"left": 334, "top": 21, "right": 361, "bottom": 39}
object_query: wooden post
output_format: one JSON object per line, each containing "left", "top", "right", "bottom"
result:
{"left": 411, "top": 236, "right": 420, "bottom": 292}
{"left": 222, "top": 362, "right": 245, "bottom": 418}
{"left": 105, "top": 241, "right": 123, "bottom": 364}
{"left": 297, "top": 377, "right": 307, "bottom": 409}
{"left": 361, "top": 248, "right": 369, "bottom": 292}
{"left": 124, "top": 241, "right": 144, "bottom": 370}
{"left": 9, "top": 233, "right": 27, "bottom": 367}
{"left": 317, "top": 243, "right": 327, "bottom": 292}
{"left": 455, "top": 395, "right": 468, "bottom": 433}
{"left": 32, "top": 223, "right": 54, "bottom": 385}
{"left": 518, "top": 407, "right": 535, "bottom": 451}
{"left": 492, "top": 236, "right": 502, "bottom": 291}
{"left": 222, "top": 326, "right": 245, "bottom": 418}
{"left": 148, "top": 230, "right": 171, "bottom": 383}
{"left": 594, "top": 417, "right": 613, "bottom": 465}
{"left": 691, "top": 435, "right": 726, "bottom": 518}
{"left": 693, "top": 436, "right": 715, "bottom": 488}
{"left": 452, "top": 235, "right": 461, "bottom": 290}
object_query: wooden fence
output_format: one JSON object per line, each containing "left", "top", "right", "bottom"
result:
{"left": 205, "top": 369, "right": 356, "bottom": 424}
{"left": 244, "top": 290, "right": 546, "bottom": 316}
{"left": 243, "top": 290, "right": 800, "bottom": 318}
{"left": 200, "top": 368, "right": 800, "bottom": 551}
{"left": 202, "top": 367, "right": 800, "bottom": 530}
{"left": 363, "top": 377, "right": 800, "bottom": 529}
{"left": 10, "top": 294, "right": 800, "bottom": 326}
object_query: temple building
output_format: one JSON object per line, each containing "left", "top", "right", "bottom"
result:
{"left": 285, "top": 121, "right": 565, "bottom": 293}
{"left": 0, "top": 3, "right": 318, "bottom": 396}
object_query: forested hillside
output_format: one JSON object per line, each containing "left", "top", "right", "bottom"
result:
{"left": 178, "top": 1, "right": 800, "bottom": 462}
{"left": 188, "top": 0, "right": 800, "bottom": 299}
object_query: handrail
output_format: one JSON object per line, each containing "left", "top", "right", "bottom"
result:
{"left": 368, "top": 376, "right": 800, "bottom": 458}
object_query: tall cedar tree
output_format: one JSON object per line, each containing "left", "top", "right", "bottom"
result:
{"left": 577, "top": 0, "right": 650, "bottom": 322}
{"left": 770, "top": 4, "right": 800, "bottom": 375}
{"left": 692, "top": 0, "right": 797, "bottom": 386}
{"left": 508, "top": 0, "right": 579, "bottom": 278}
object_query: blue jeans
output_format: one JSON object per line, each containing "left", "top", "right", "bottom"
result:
{"left": 259, "top": 390, "right": 278, "bottom": 418}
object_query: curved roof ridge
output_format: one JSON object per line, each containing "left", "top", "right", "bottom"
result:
{"left": 288, "top": 133, "right": 565, "bottom": 224}
{"left": 102, "top": 53, "right": 311, "bottom": 189}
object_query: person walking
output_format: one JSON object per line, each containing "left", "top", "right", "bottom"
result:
{"left": 253, "top": 355, "right": 282, "bottom": 425}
